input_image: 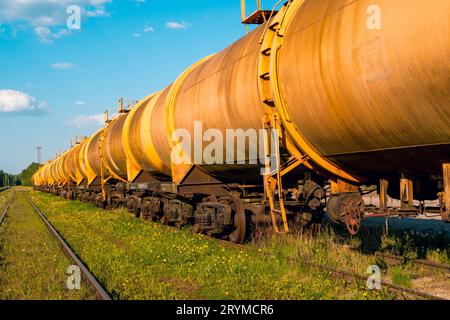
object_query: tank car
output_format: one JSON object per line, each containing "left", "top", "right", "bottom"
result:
{"left": 33, "top": 0, "right": 450, "bottom": 242}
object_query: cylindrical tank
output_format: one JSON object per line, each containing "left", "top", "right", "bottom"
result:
{"left": 84, "top": 130, "right": 103, "bottom": 185}
{"left": 66, "top": 146, "right": 78, "bottom": 183}
{"left": 32, "top": 167, "right": 43, "bottom": 186}
{"left": 103, "top": 114, "right": 128, "bottom": 180}
{"left": 123, "top": 25, "right": 271, "bottom": 184}
{"left": 115, "top": 0, "right": 449, "bottom": 188}
{"left": 166, "top": 27, "right": 266, "bottom": 182}
{"left": 277, "top": 0, "right": 450, "bottom": 177}
{"left": 74, "top": 139, "right": 89, "bottom": 185}
{"left": 54, "top": 156, "right": 62, "bottom": 184}
{"left": 41, "top": 163, "right": 50, "bottom": 185}
{"left": 55, "top": 152, "right": 69, "bottom": 185}
{"left": 50, "top": 160, "right": 59, "bottom": 185}
{"left": 61, "top": 151, "right": 71, "bottom": 184}
{"left": 42, "top": 0, "right": 449, "bottom": 192}
{"left": 123, "top": 93, "right": 172, "bottom": 182}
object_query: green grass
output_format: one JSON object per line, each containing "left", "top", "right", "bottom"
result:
{"left": 252, "top": 224, "right": 449, "bottom": 299}
{"left": 0, "top": 189, "right": 9, "bottom": 210}
{"left": 391, "top": 267, "right": 412, "bottom": 288}
{"left": 29, "top": 191, "right": 392, "bottom": 300}
{"left": 426, "top": 249, "right": 449, "bottom": 265}
{"left": 0, "top": 191, "right": 96, "bottom": 300}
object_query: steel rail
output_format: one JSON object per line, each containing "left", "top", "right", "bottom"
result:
{"left": 0, "top": 193, "right": 14, "bottom": 225}
{"left": 25, "top": 192, "right": 112, "bottom": 301}
{"left": 161, "top": 222, "right": 445, "bottom": 299}
{"left": 214, "top": 240, "right": 446, "bottom": 300}
{"left": 375, "top": 251, "right": 450, "bottom": 273}
{"left": 32, "top": 190, "right": 447, "bottom": 301}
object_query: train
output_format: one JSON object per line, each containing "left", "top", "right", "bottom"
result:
{"left": 33, "top": 0, "right": 450, "bottom": 242}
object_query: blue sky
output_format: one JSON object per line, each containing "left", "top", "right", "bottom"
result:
{"left": 0, "top": 0, "right": 262, "bottom": 174}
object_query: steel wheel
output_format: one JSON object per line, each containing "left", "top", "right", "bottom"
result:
{"left": 344, "top": 199, "right": 365, "bottom": 235}
{"left": 160, "top": 198, "right": 170, "bottom": 225}
{"left": 227, "top": 197, "right": 247, "bottom": 244}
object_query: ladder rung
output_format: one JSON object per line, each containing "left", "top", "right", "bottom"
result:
{"left": 269, "top": 21, "right": 280, "bottom": 31}
{"left": 260, "top": 72, "right": 270, "bottom": 80}
{"left": 261, "top": 47, "right": 271, "bottom": 56}
{"left": 263, "top": 99, "right": 276, "bottom": 107}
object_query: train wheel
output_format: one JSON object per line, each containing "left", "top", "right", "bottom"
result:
{"left": 327, "top": 193, "right": 365, "bottom": 235}
{"left": 160, "top": 198, "right": 170, "bottom": 225}
{"left": 227, "top": 197, "right": 247, "bottom": 244}
{"left": 344, "top": 198, "right": 365, "bottom": 235}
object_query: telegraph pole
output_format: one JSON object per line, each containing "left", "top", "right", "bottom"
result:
{"left": 37, "top": 146, "right": 42, "bottom": 165}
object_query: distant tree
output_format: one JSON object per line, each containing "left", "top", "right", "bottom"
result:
{"left": 19, "top": 163, "right": 41, "bottom": 186}
{"left": 0, "top": 170, "right": 4, "bottom": 188}
{"left": 0, "top": 170, "right": 18, "bottom": 187}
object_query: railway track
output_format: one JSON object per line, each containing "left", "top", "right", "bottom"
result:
{"left": 0, "top": 193, "right": 14, "bottom": 226}
{"left": 25, "top": 192, "right": 112, "bottom": 300}
{"left": 12, "top": 190, "right": 449, "bottom": 301}
{"left": 214, "top": 237, "right": 447, "bottom": 300}
{"left": 104, "top": 204, "right": 450, "bottom": 300}
{"left": 374, "top": 252, "right": 450, "bottom": 273}
{"left": 0, "top": 187, "right": 10, "bottom": 193}
{"left": 1, "top": 190, "right": 111, "bottom": 300}
{"left": 157, "top": 219, "right": 447, "bottom": 300}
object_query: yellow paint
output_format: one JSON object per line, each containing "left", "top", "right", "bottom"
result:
{"left": 268, "top": 0, "right": 359, "bottom": 183}
{"left": 165, "top": 54, "right": 215, "bottom": 184}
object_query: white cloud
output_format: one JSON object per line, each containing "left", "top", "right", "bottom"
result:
{"left": 144, "top": 26, "right": 154, "bottom": 33}
{"left": 165, "top": 21, "right": 189, "bottom": 30}
{"left": 0, "top": 0, "right": 112, "bottom": 42}
{"left": 51, "top": 62, "right": 75, "bottom": 69}
{"left": 67, "top": 114, "right": 104, "bottom": 127}
{"left": 35, "top": 26, "right": 51, "bottom": 38}
{"left": 132, "top": 0, "right": 146, "bottom": 6}
{"left": 85, "top": 7, "right": 110, "bottom": 18}
{"left": 35, "top": 27, "right": 71, "bottom": 43}
{"left": 133, "top": 25, "right": 153, "bottom": 38}
{"left": 0, "top": 89, "right": 49, "bottom": 114}
{"left": 75, "top": 100, "right": 86, "bottom": 107}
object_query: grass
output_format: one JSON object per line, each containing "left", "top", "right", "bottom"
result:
{"left": 426, "top": 249, "right": 449, "bottom": 265}
{"left": 29, "top": 191, "right": 392, "bottom": 300}
{"left": 391, "top": 267, "right": 412, "bottom": 288}
{"left": 252, "top": 223, "right": 449, "bottom": 299}
{"left": 0, "top": 191, "right": 96, "bottom": 300}
{"left": 0, "top": 189, "right": 10, "bottom": 211}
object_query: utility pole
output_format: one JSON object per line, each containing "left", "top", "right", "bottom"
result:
{"left": 37, "top": 146, "right": 42, "bottom": 165}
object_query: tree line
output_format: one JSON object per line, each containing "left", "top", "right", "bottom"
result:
{"left": 0, "top": 163, "right": 41, "bottom": 187}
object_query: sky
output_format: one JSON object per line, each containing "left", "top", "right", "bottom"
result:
{"left": 0, "top": 0, "right": 263, "bottom": 174}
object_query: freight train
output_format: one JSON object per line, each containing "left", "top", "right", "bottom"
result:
{"left": 33, "top": 0, "right": 450, "bottom": 242}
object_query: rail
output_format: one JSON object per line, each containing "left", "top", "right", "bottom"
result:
{"left": 0, "top": 193, "right": 14, "bottom": 225}
{"left": 216, "top": 239, "right": 447, "bottom": 300}
{"left": 25, "top": 192, "right": 112, "bottom": 301}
